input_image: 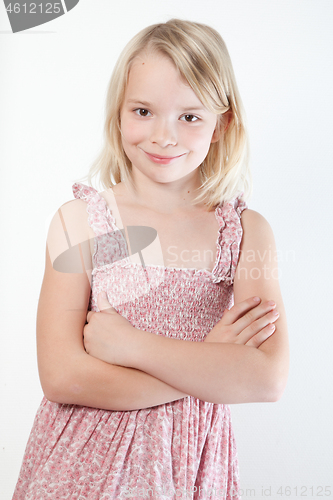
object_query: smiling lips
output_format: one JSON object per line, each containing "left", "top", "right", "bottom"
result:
{"left": 143, "top": 150, "right": 186, "bottom": 165}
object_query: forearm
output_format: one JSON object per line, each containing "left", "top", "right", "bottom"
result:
{"left": 128, "top": 330, "right": 281, "bottom": 404}
{"left": 46, "top": 351, "right": 188, "bottom": 411}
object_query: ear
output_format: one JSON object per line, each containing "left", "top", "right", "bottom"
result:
{"left": 210, "top": 127, "right": 221, "bottom": 144}
{"left": 223, "top": 110, "right": 233, "bottom": 133}
{"left": 211, "top": 111, "right": 232, "bottom": 144}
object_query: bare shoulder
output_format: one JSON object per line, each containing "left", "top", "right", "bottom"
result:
{"left": 235, "top": 207, "right": 280, "bottom": 294}
{"left": 51, "top": 198, "right": 91, "bottom": 233}
{"left": 240, "top": 208, "right": 275, "bottom": 246}
{"left": 47, "top": 198, "right": 93, "bottom": 266}
{"left": 240, "top": 208, "right": 273, "bottom": 231}
{"left": 234, "top": 209, "right": 283, "bottom": 310}
{"left": 59, "top": 197, "right": 90, "bottom": 223}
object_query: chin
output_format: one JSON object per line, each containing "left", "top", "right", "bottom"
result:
{"left": 131, "top": 164, "right": 176, "bottom": 183}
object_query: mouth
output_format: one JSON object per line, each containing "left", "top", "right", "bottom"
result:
{"left": 141, "top": 149, "right": 186, "bottom": 165}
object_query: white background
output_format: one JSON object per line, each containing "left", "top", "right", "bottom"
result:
{"left": 1, "top": 1, "right": 333, "bottom": 498}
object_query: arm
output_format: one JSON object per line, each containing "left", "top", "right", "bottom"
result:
{"left": 233, "top": 209, "right": 289, "bottom": 395}
{"left": 38, "top": 200, "right": 188, "bottom": 411}
{"left": 85, "top": 210, "right": 289, "bottom": 404}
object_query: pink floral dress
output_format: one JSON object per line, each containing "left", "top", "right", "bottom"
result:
{"left": 12, "top": 183, "right": 248, "bottom": 500}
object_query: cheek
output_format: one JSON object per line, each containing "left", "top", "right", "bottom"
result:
{"left": 121, "top": 117, "right": 145, "bottom": 145}
{"left": 181, "top": 127, "right": 213, "bottom": 152}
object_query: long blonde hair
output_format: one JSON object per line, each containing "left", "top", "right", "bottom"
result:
{"left": 85, "top": 18, "right": 252, "bottom": 209}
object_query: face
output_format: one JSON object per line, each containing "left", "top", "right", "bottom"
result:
{"left": 119, "top": 51, "right": 221, "bottom": 186}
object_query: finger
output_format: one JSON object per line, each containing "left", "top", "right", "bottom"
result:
{"left": 232, "top": 299, "right": 277, "bottom": 336}
{"left": 237, "top": 309, "right": 279, "bottom": 345}
{"left": 221, "top": 297, "right": 262, "bottom": 325}
{"left": 97, "top": 291, "right": 116, "bottom": 314}
{"left": 86, "top": 311, "right": 94, "bottom": 322}
{"left": 83, "top": 336, "right": 89, "bottom": 354}
{"left": 245, "top": 323, "right": 276, "bottom": 348}
{"left": 82, "top": 325, "right": 89, "bottom": 353}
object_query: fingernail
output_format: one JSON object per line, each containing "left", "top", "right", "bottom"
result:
{"left": 253, "top": 297, "right": 260, "bottom": 302}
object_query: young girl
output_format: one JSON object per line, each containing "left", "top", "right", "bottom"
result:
{"left": 12, "top": 19, "right": 289, "bottom": 500}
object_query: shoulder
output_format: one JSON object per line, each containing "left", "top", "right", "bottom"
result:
{"left": 49, "top": 198, "right": 91, "bottom": 237}
{"left": 47, "top": 198, "right": 93, "bottom": 266}
{"left": 240, "top": 208, "right": 275, "bottom": 244}
{"left": 58, "top": 197, "right": 90, "bottom": 222}
{"left": 234, "top": 208, "right": 280, "bottom": 295}
{"left": 240, "top": 208, "right": 271, "bottom": 228}
{"left": 237, "top": 209, "right": 277, "bottom": 267}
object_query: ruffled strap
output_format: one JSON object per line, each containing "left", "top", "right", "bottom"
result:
{"left": 72, "top": 182, "right": 118, "bottom": 236}
{"left": 211, "top": 193, "right": 248, "bottom": 286}
{"left": 72, "top": 182, "right": 129, "bottom": 268}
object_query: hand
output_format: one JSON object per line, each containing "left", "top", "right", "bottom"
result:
{"left": 83, "top": 292, "right": 136, "bottom": 365}
{"left": 204, "top": 297, "right": 279, "bottom": 347}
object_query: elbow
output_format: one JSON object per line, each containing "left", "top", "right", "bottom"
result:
{"left": 38, "top": 351, "right": 88, "bottom": 404}
{"left": 41, "top": 377, "right": 68, "bottom": 404}
{"left": 40, "top": 378, "right": 62, "bottom": 403}
{"left": 43, "top": 387, "right": 64, "bottom": 404}
{"left": 262, "top": 370, "right": 289, "bottom": 403}
{"left": 40, "top": 369, "right": 79, "bottom": 405}
{"left": 264, "top": 384, "right": 286, "bottom": 403}
{"left": 257, "top": 350, "right": 289, "bottom": 403}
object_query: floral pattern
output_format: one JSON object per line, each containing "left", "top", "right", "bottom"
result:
{"left": 12, "top": 183, "right": 247, "bottom": 500}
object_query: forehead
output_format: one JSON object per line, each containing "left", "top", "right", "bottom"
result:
{"left": 125, "top": 51, "right": 196, "bottom": 98}
{"left": 130, "top": 50, "right": 183, "bottom": 77}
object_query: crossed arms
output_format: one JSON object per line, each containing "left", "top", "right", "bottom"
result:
{"left": 37, "top": 199, "right": 289, "bottom": 411}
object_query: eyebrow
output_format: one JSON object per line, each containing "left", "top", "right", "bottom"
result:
{"left": 126, "top": 99, "right": 207, "bottom": 112}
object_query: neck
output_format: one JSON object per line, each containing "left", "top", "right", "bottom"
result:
{"left": 123, "top": 169, "right": 206, "bottom": 215}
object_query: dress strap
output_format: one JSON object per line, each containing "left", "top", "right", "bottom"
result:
{"left": 211, "top": 193, "right": 248, "bottom": 286}
{"left": 72, "top": 182, "right": 129, "bottom": 268}
{"left": 72, "top": 183, "right": 119, "bottom": 236}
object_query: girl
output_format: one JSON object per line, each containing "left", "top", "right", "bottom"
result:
{"left": 12, "top": 18, "right": 289, "bottom": 500}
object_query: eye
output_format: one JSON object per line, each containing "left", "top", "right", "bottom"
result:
{"left": 180, "top": 114, "right": 199, "bottom": 123}
{"left": 134, "top": 108, "right": 152, "bottom": 117}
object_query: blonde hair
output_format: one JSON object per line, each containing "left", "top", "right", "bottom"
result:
{"left": 85, "top": 18, "right": 252, "bottom": 209}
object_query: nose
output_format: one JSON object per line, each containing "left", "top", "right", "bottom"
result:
{"left": 149, "top": 118, "right": 177, "bottom": 148}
